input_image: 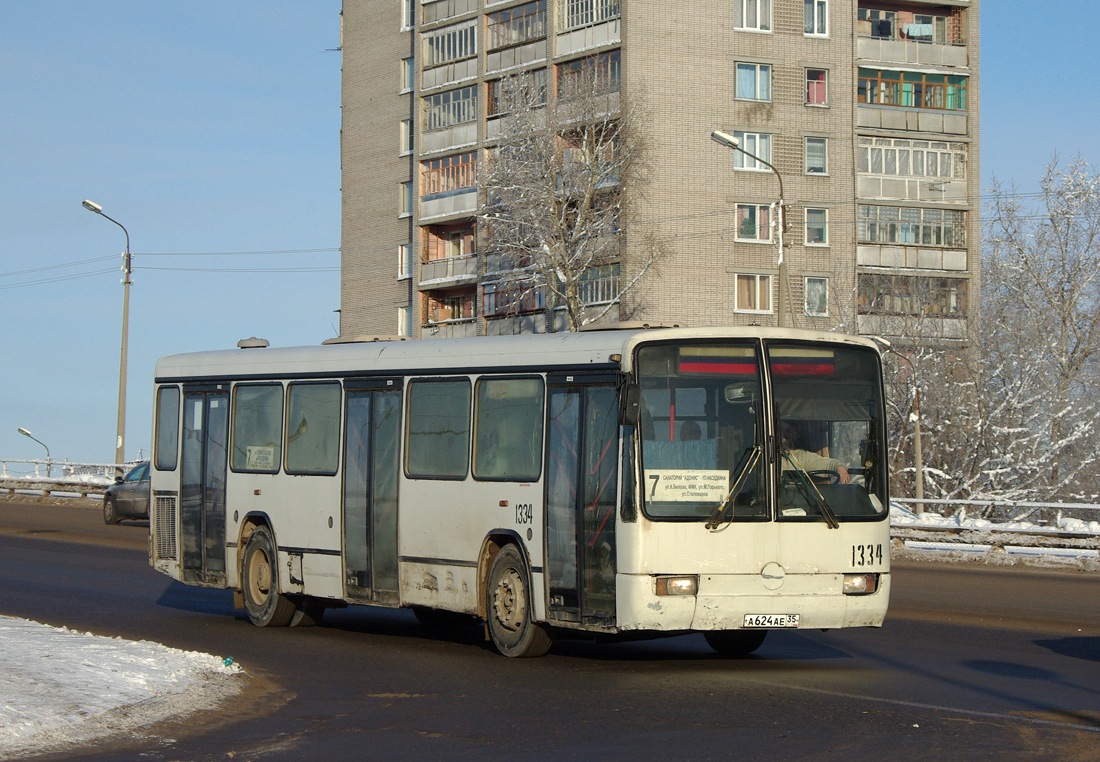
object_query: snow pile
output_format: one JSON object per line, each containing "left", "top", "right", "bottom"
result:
{"left": 0, "top": 616, "right": 244, "bottom": 759}
{"left": 890, "top": 503, "right": 1100, "bottom": 535}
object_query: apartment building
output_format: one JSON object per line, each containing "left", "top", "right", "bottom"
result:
{"left": 339, "top": 0, "right": 979, "bottom": 341}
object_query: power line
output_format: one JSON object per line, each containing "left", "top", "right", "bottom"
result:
{"left": 137, "top": 265, "right": 339, "bottom": 273}
{"left": 0, "top": 268, "right": 118, "bottom": 291}
{"left": 136, "top": 248, "right": 340, "bottom": 257}
{"left": 0, "top": 255, "right": 117, "bottom": 278}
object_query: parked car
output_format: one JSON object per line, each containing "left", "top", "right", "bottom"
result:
{"left": 103, "top": 460, "right": 150, "bottom": 524}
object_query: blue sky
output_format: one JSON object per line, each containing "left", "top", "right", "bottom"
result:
{"left": 2, "top": 1, "right": 1097, "bottom": 465}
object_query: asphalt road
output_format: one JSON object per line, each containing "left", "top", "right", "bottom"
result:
{"left": 1, "top": 498, "right": 1098, "bottom": 761}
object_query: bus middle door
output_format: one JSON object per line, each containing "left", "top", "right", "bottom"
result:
{"left": 544, "top": 374, "right": 619, "bottom": 627}
{"left": 343, "top": 378, "right": 402, "bottom": 605}
{"left": 180, "top": 385, "right": 229, "bottom": 586}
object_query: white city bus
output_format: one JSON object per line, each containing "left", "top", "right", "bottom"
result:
{"left": 149, "top": 326, "right": 890, "bottom": 657}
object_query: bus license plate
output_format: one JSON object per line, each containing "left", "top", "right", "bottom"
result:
{"left": 743, "top": 614, "right": 799, "bottom": 629}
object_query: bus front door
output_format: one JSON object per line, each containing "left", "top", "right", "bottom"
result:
{"left": 180, "top": 389, "right": 229, "bottom": 586}
{"left": 343, "top": 382, "right": 402, "bottom": 604}
{"left": 545, "top": 379, "right": 619, "bottom": 626}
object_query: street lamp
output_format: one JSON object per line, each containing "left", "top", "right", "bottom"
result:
{"left": 710, "top": 130, "right": 792, "bottom": 327}
{"left": 82, "top": 199, "right": 132, "bottom": 470}
{"left": 871, "top": 337, "right": 924, "bottom": 513}
{"left": 17, "top": 427, "right": 51, "bottom": 477}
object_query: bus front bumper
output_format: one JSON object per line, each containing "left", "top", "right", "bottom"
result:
{"left": 616, "top": 572, "right": 891, "bottom": 632}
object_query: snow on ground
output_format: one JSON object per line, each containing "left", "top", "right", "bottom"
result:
{"left": 0, "top": 616, "right": 245, "bottom": 760}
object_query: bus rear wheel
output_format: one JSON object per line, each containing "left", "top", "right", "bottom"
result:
{"left": 241, "top": 526, "right": 296, "bottom": 627}
{"left": 486, "top": 545, "right": 551, "bottom": 658}
{"left": 704, "top": 629, "right": 767, "bottom": 656}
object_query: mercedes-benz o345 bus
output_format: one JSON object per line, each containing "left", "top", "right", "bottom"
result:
{"left": 149, "top": 326, "right": 890, "bottom": 657}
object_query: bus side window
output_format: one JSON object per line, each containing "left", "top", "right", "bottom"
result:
{"left": 473, "top": 377, "right": 544, "bottom": 481}
{"left": 285, "top": 382, "right": 342, "bottom": 476}
{"left": 232, "top": 384, "right": 283, "bottom": 473}
{"left": 155, "top": 386, "right": 180, "bottom": 471}
{"left": 406, "top": 378, "right": 472, "bottom": 479}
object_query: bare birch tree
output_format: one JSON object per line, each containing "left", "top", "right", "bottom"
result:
{"left": 478, "top": 62, "right": 663, "bottom": 331}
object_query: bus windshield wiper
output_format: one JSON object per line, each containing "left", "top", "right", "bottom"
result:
{"left": 706, "top": 445, "right": 761, "bottom": 531}
{"left": 782, "top": 452, "right": 840, "bottom": 529}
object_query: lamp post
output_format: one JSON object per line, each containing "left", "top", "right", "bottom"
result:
{"left": 17, "top": 427, "right": 51, "bottom": 478}
{"left": 711, "top": 130, "right": 791, "bottom": 328}
{"left": 872, "top": 337, "right": 924, "bottom": 513}
{"left": 82, "top": 199, "right": 131, "bottom": 471}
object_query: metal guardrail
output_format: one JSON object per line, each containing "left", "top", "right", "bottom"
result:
{"left": 0, "top": 459, "right": 135, "bottom": 497}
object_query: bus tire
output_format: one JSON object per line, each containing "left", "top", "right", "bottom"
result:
{"left": 486, "top": 545, "right": 551, "bottom": 658}
{"left": 241, "top": 526, "right": 296, "bottom": 627}
{"left": 289, "top": 596, "right": 326, "bottom": 627}
{"left": 704, "top": 629, "right": 767, "bottom": 657}
{"left": 103, "top": 497, "right": 120, "bottom": 525}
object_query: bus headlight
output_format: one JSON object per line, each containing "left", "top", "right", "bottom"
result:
{"left": 843, "top": 573, "right": 879, "bottom": 595}
{"left": 655, "top": 576, "right": 698, "bottom": 596}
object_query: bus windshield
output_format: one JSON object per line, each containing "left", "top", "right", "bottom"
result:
{"left": 636, "top": 341, "right": 887, "bottom": 522}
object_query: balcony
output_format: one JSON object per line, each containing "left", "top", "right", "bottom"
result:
{"left": 556, "top": 0, "right": 620, "bottom": 56}
{"left": 418, "top": 255, "right": 478, "bottom": 289}
{"left": 857, "top": 34, "right": 968, "bottom": 68}
{"left": 857, "top": 8, "right": 968, "bottom": 68}
{"left": 422, "top": 318, "right": 478, "bottom": 339}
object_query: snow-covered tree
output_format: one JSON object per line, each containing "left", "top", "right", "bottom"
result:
{"left": 478, "top": 63, "right": 663, "bottom": 331}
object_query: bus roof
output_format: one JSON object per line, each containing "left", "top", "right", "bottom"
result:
{"left": 154, "top": 327, "right": 881, "bottom": 383}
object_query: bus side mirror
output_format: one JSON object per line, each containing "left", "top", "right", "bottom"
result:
{"left": 619, "top": 383, "right": 641, "bottom": 426}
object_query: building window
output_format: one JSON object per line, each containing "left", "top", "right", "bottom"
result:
{"left": 401, "top": 58, "right": 414, "bottom": 92}
{"left": 559, "top": 0, "right": 620, "bottom": 32}
{"left": 805, "top": 137, "right": 827, "bottom": 174}
{"left": 422, "top": 86, "right": 478, "bottom": 132}
{"left": 858, "top": 137, "right": 967, "bottom": 179}
{"left": 487, "top": 1, "right": 546, "bottom": 52}
{"left": 736, "top": 204, "right": 772, "bottom": 242}
{"left": 398, "top": 306, "right": 412, "bottom": 337}
{"left": 487, "top": 68, "right": 547, "bottom": 116}
{"left": 423, "top": 0, "right": 477, "bottom": 24}
{"left": 420, "top": 152, "right": 477, "bottom": 199}
{"left": 578, "top": 263, "right": 621, "bottom": 305}
{"left": 401, "top": 0, "right": 414, "bottom": 29}
{"left": 424, "top": 222, "right": 476, "bottom": 261}
{"left": 858, "top": 274, "right": 968, "bottom": 317}
{"left": 735, "top": 63, "right": 771, "bottom": 101}
{"left": 483, "top": 280, "right": 545, "bottom": 316}
{"left": 806, "top": 69, "right": 827, "bottom": 106}
{"left": 399, "top": 181, "right": 413, "bottom": 217}
{"left": 805, "top": 0, "right": 827, "bottom": 36}
{"left": 735, "top": 0, "right": 770, "bottom": 32}
{"left": 805, "top": 277, "right": 828, "bottom": 317}
{"left": 858, "top": 205, "right": 967, "bottom": 247}
{"left": 427, "top": 290, "right": 476, "bottom": 323}
{"left": 422, "top": 19, "right": 477, "bottom": 69}
{"left": 400, "top": 119, "right": 412, "bottom": 155}
{"left": 735, "top": 273, "right": 772, "bottom": 313}
{"left": 732, "top": 132, "right": 771, "bottom": 171}
{"left": 805, "top": 208, "right": 828, "bottom": 245}
{"left": 858, "top": 69, "right": 967, "bottom": 112}
{"left": 398, "top": 243, "right": 413, "bottom": 278}
{"left": 558, "top": 50, "right": 621, "bottom": 97}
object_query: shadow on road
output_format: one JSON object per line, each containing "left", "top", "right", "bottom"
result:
{"left": 1035, "top": 636, "right": 1100, "bottom": 663}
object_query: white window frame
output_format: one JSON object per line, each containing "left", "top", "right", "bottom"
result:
{"left": 805, "top": 0, "right": 828, "bottom": 37}
{"left": 735, "top": 63, "right": 771, "bottom": 102}
{"left": 398, "top": 305, "right": 413, "bottom": 337}
{"left": 734, "top": 273, "right": 773, "bottom": 314}
{"left": 401, "top": 58, "right": 414, "bottom": 93}
{"left": 735, "top": 203, "right": 773, "bottom": 243}
{"left": 804, "top": 208, "right": 829, "bottom": 246}
{"left": 733, "top": 132, "right": 772, "bottom": 172}
{"left": 400, "top": 119, "right": 412, "bottom": 156}
{"left": 398, "top": 243, "right": 413, "bottom": 279}
{"left": 804, "top": 277, "right": 829, "bottom": 317}
{"left": 399, "top": 181, "right": 413, "bottom": 218}
{"left": 734, "top": 0, "right": 771, "bottom": 32}
{"left": 805, "top": 137, "right": 828, "bottom": 175}
{"left": 805, "top": 68, "right": 828, "bottom": 107}
{"left": 401, "top": 0, "right": 414, "bottom": 30}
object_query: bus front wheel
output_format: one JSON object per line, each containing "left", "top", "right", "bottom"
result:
{"left": 241, "top": 526, "right": 297, "bottom": 627}
{"left": 704, "top": 629, "right": 767, "bottom": 657}
{"left": 486, "top": 545, "right": 551, "bottom": 658}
